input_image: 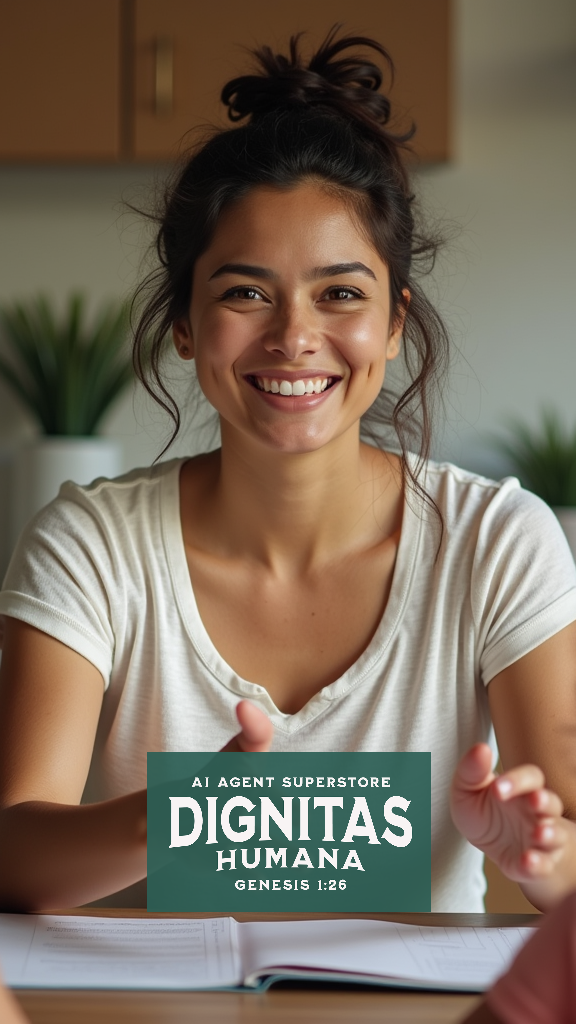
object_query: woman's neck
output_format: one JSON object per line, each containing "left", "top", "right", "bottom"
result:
{"left": 182, "top": 424, "right": 403, "bottom": 575}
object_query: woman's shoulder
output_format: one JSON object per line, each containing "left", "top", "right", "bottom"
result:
{"left": 60, "top": 457, "right": 185, "bottom": 506}
{"left": 418, "top": 456, "right": 546, "bottom": 522}
{"left": 38, "top": 457, "right": 186, "bottom": 531}
{"left": 5, "top": 458, "right": 187, "bottom": 572}
{"left": 409, "top": 454, "right": 568, "bottom": 562}
{"left": 421, "top": 456, "right": 514, "bottom": 496}
{"left": 1, "top": 458, "right": 187, "bottom": 629}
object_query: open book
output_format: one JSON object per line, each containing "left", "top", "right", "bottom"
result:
{"left": 0, "top": 914, "right": 534, "bottom": 993}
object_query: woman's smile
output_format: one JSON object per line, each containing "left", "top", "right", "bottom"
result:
{"left": 250, "top": 375, "right": 336, "bottom": 396}
{"left": 244, "top": 370, "right": 341, "bottom": 413}
{"left": 175, "top": 181, "right": 405, "bottom": 454}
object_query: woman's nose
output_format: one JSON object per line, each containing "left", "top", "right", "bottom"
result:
{"left": 262, "top": 307, "right": 321, "bottom": 360}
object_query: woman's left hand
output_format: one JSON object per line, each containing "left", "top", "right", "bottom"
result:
{"left": 450, "top": 743, "right": 569, "bottom": 884}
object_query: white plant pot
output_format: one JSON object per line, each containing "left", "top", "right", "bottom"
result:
{"left": 10, "top": 436, "right": 122, "bottom": 548}
{"left": 553, "top": 507, "right": 576, "bottom": 562}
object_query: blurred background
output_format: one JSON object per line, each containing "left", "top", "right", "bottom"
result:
{"left": 0, "top": 0, "right": 575, "bottom": 909}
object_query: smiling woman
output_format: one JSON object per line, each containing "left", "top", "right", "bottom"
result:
{"left": 0, "top": 28, "right": 576, "bottom": 916}
{"left": 172, "top": 183, "right": 405, "bottom": 462}
{"left": 134, "top": 28, "right": 449, "bottom": 536}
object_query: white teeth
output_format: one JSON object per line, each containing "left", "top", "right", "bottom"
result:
{"left": 254, "top": 376, "right": 334, "bottom": 395}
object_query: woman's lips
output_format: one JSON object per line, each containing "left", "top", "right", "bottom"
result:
{"left": 244, "top": 373, "right": 341, "bottom": 407}
{"left": 246, "top": 374, "right": 340, "bottom": 397}
{"left": 257, "top": 376, "right": 331, "bottom": 395}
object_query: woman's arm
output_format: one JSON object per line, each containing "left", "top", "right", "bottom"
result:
{"left": 0, "top": 619, "right": 274, "bottom": 911}
{"left": 0, "top": 618, "right": 147, "bottom": 910}
{"left": 451, "top": 620, "right": 576, "bottom": 911}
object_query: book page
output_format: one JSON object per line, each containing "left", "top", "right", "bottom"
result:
{"left": 0, "top": 914, "right": 534, "bottom": 992}
{"left": 240, "top": 918, "right": 534, "bottom": 990}
{"left": 0, "top": 914, "right": 241, "bottom": 989}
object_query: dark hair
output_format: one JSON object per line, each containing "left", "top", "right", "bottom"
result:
{"left": 133, "top": 26, "right": 450, "bottom": 547}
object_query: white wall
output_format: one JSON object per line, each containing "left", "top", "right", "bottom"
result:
{"left": 0, "top": 166, "right": 171, "bottom": 463}
{"left": 421, "top": 0, "right": 576, "bottom": 474}
{"left": 1, "top": 0, "right": 575, "bottom": 571}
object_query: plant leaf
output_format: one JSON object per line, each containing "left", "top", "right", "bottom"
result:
{"left": 488, "top": 407, "right": 576, "bottom": 505}
{"left": 0, "top": 293, "right": 133, "bottom": 435}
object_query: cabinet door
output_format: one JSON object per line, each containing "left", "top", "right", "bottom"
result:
{"left": 0, "top": 0, "right": 122, "bottom": 161}
{"left": 133, "top": 0, "right": 450, "bottom": 162}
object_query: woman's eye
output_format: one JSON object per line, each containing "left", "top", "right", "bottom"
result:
{"left": 325, "top": 287, "right": 363, "bottom": 301}
{"left": 222, "top": 286, "right": 265, "bottom": 301}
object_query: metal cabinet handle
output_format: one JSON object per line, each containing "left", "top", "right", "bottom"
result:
{"left": 155, "top": 36, "right": 173, "bottom": 116}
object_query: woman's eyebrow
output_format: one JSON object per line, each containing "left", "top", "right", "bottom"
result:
{"left": 209, "top": 263, "right": 276, "bottom": 281}
{"left": 306, "top": 262, "right": 377, "bottom": 281}
{"left": 208, "top": 261, "right": 377, "bottom": 282}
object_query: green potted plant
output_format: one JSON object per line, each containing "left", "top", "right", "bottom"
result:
{"left": 0, "top": 293, "right": 133, "bottom": 540}
{"left": 489, "top": 408, "right": 576, "bottom": 558}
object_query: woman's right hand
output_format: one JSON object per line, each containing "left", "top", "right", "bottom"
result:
{"left": 220, "top": 700, "right": 274, "bottom": 752}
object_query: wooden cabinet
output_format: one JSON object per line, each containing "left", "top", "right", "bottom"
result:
{"left": 132, "top": 0, "right": 451, "bottom": 163}
{"left": 0, "top": 0, "right": 122, "bottom": 161}
{"left": 0, "top": 0, "right": 451, "bottom": 163}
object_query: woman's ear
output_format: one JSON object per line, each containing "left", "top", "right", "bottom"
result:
{"left": 387, "top": 288, "right": 410, "bottom": 360}
{"left": 172, "top": 319, "right": 195, "bottom": 360}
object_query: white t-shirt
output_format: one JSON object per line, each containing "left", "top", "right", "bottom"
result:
{"left": 2, "top": 455, "right": 576, "bottom": 911}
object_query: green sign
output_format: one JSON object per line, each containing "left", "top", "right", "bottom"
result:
{"left": 147, "top": 752, "right": 431, "bottom": 912}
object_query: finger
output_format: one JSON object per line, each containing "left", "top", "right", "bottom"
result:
{"left": 220, "top": 700, "right": 274, "bottom": 753}
{"left": 530, "top": 817, "right": 567, "bottom": 852}
{"left": 498, "top": 843, "right": 563, "bottom": 882}
{"left": 493, "top": 764, "right": 546, "bottom": 802}
{"left": 453, "top": 743, "right": 495, "bottom": 793}
{"left": 519, "top": 848, "right": 558, "bottom": 878}
{"left": 235, "top": 700, "right": 274, "bottom": 751}
{"left": 528, "top": 788, "right": 564, "bottom": 818}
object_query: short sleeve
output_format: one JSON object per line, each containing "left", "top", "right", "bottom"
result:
{"left": 471, "top": 479, "right": 576, "bottom": 685}
{"left": 0, "top": 482, "right": 118, "bottom": 686}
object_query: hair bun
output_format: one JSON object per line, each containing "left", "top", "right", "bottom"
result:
{"left": 221, "top": 25, "right": 395, "bottom": 131}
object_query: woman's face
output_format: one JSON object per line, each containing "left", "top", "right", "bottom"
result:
{"left": 175, "top": 181, "right": 406, "bottom": 455}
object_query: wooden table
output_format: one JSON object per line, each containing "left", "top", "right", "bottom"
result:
{"left": 14, "top": 909, "right": 538, "bottom": 1024}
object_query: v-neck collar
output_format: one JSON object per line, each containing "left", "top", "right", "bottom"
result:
{"left": 161, "top": 454, "right": 423, "bottom": 734}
